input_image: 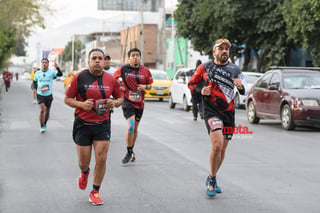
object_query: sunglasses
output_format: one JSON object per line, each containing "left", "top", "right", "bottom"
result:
{"left": 216, "top": 38, "right": 230, "bottom": 43}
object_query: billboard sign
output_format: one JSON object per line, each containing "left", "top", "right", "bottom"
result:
{"left": 97, "top": 0, "right": 163, "bottom": 12}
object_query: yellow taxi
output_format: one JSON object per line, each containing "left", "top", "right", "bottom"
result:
{"left": 145, "top": 69, "right": 172, "bottom": 101}
{"left": 64, "top": 70, "right": 80, "bottom": 89}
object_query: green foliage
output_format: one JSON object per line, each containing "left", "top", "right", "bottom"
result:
{"left": 282, "top": 0, "right": 320, "bottom": 66}
{"left": 61, "top": 40, "right": 85, "bottom": 70}
{"left": 175, "top": 0, "right": 319, "bottom": 71}
{"left": 0, "top": 0, "right": 47, "bottom": 68}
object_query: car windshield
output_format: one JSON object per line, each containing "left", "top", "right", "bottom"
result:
{"left": 283, "top": 72, "right": 320, "bottom": 89}
{"left": 152, "top": 72, "right": 170, "bottom": 80}
{"left": 244, "top": 74, "right": 261, "bottom": 84}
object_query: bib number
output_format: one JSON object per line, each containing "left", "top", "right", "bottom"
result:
{"left": 128, "top": 90, "right": 142, "bottom": 102}
{"left": 41, "top": 85, "right": 49, "bottom": 93}
{"left": 95, "top": 99, "right": 108, "bottom": 114}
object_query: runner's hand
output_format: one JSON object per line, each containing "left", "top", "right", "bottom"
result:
{"left": 233, "top": 78, "right": 243, "bottom": 89}
{"left": 106, "top": 99, "right": 116, "bottom": 108}
{"left": 137, "top": 84, "right": 146, "bottom": 91}
{"left": 82, "top": 99, "right": 94, "bottom": 111}
{"left": 201, "top": 86, "right": 211, "bottom": 96}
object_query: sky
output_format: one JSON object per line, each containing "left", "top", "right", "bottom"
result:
{"left": 12, "top": 0, "right": 178, "bottom": 65}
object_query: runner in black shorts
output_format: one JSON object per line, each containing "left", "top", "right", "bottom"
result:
{"left": 113, "top": 48, "right": 153, "bottom": 165}
{"left": 121, "top": 99, "right": 143, "bottom": 121}
{"left": 36, "top": 94, "right": 53, "bottom": 108}
{"left": 65, "top": 48, "right": 123, "bottom": 205}
{"left": 33, "top": 58, "right": 62, "bottom": 133}
{"left": 188, "top": 38, "right": 248, "bottom": 198}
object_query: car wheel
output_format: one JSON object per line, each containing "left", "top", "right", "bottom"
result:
{"left": 234, "top": 93, "right": 240, "bottom": 109}
{"left": 183, "top": 96, "right": 191, "bottom": 111}
{"left": 281, "top": 104, "right": 295, "bottom": 130}
{"left": 159, "top": 98, "right": 163, "bottom": 102}
{"left": 169, "top": 95, "right": 175, "bottom": 109}
{"left": 247, "top": 101, "right": 260, "bottom": 124}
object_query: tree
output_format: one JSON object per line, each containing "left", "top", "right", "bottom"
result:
{"left": 282, "top": 0, "right": 320, "bottom": 66}
{"left": 0, "top": 0, "right": 49, "bottom": 68}
{"left": 62, "top": 40, "right": 85, "bottom": 70}
{"left": 174, "top": 0, "right": 294, "bottom": 72}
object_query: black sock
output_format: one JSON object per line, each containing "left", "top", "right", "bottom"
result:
{"left": 127, "top": 146, "right": 133, "bottom": 154}
{"left": 93, "top": 185, "right": 100, "bottom": 191}
{"left": 209, "top": 175, "right": 216, "bottom": 180}
{"left": 41, "top": 124, "right": 44, "bottom": 127}
{"left": 83, "top": 168, "right": 89, "bottom": 174}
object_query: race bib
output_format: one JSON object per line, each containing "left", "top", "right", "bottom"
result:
{"left": 41, "top": 85, "right": 49, "bottom": 93}
{"left": 95, "top": 99, "right": 108, "bottom": 114}
{"left": 208, "top": 117, "right": 223, "bottom": 131}
{"left": 128, "top": 90, "right": 142, "bottom": 102}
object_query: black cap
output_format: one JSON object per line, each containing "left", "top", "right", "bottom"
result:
{"left": 104, "top": 54, "right": 111, "bottom": 60}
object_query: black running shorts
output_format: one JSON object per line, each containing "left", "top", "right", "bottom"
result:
{"left": 205, "top": 116, "right": 235, "bottom": 140}
{"left": 36, "top": 94, "right": 53, "bottom": 108}
{"left": 122, "top": 99, "right": 144, "bottom": 122}
{"left": 73, "top": 119, "right": 111, "bottom": 146}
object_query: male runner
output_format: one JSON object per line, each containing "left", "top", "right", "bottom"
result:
{"left": 65, "top": 48, "right": 123, "bottom": 205}
{"left": 33, "top": 58, "right": 62, "bottom": 133}
{"left": 188, "top": 38, "right": 248, "bottom": 198}
{"left": 113, "top": 48, "right": 153, "bottom": 164}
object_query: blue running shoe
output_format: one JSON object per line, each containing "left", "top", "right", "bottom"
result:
{"left": 215, "top": 183, "right": 222, "bottom": 193}
{"left": 205, "top": 176, "right": 216, "bottom": 198}
{"left": 43, "top": 124, "right": 47, "bottom": 132}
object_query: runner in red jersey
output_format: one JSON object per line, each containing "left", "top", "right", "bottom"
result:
{"left": 65, "top": 48, "right": 123, "bottom": 205}
{"left": 188, "top": 38, "right": 248, "bottom": 198}
{"left": 2, "top": 68, "right": 13, "bottom": 93}
{"left": 113, "top": 48, "right": 153, "bottom": 165}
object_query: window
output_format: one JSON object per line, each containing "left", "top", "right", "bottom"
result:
{"left": 256, "top": 72, "right": 273, "bottom": 89}
{"left": 269, "top": 73, "right": 280, "bottom": 87}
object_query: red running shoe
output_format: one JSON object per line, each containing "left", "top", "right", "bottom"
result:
{"left": 78, "top": 168, "right": 90, "bottom": 190}
{"left": 89, "top": 190, "right": 103, "bottom": 205}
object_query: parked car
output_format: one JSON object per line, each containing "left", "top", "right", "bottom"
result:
{"left": 246, "top": 67, "right": 320, "bottom": 130}
{"left": 145, "top": 69, "right": 172, "bottom": 101}
{"left": 234, "top": 72, "right": 263, "bottom": 108}
{"left": 169, "top": 68, "right": 193, "bottom": 111}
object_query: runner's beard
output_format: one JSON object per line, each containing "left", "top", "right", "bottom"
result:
{"left": 219, "top": 54, "right": 229, "bottom": 63}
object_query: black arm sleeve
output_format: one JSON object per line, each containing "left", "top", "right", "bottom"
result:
{"left": 56, "top": 67, "right": 63, "bottom": 77}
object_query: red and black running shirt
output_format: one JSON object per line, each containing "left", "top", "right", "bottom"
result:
{"left": 113, "top": 64, "right": 153, "bottom": 109}
{"left": 188, "top": 60, "right": 248, "bottom": 122}
{"left": 65, "top": 69, "right": 122, "bottom": 122}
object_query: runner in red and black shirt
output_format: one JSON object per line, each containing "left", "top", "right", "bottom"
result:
{"left": 65, "top": 48, "right": 123, "bottom": 205}
{"left": 188, "top": 39, "right": 248, "bottom": 198}
{"left": 2, "top": 68, "right": 13, "bottom": 93}
{"left": 113, "top": 48, "right": 153, "bottom": 165}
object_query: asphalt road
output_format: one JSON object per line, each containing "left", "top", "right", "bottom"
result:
{"left": 0, "top": 79, "right": 319, "bottom": 213}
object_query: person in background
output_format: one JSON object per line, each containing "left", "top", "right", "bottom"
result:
{"left": 2, "top": 68, "right": 13, "bottom": 93}
{"left": 113, "top": 48, "right": 153, "bottom": 165}
{"left": 33, "top": 58, "right": 62, "bottom": 133}
{"left": 30, "top": 66, "right": 40, "bottom": 104}
{"left": 64, "top": 48, "right": 123, "bottom": 205}
{"left": 188, "top": 38, "right": 248, "bottom": 198}
{"left": 103, "top": 54, "right": 116, "bottom": 75}
{"left": 188, "top": 59, "right": 204, "bottom": 121}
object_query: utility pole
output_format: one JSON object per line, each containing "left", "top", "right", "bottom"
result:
{"left": 72, "top": 35, "right": 74, "bottom": 70}
{"left": 140, "top": 0, "right": 144, "bottom": 65}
